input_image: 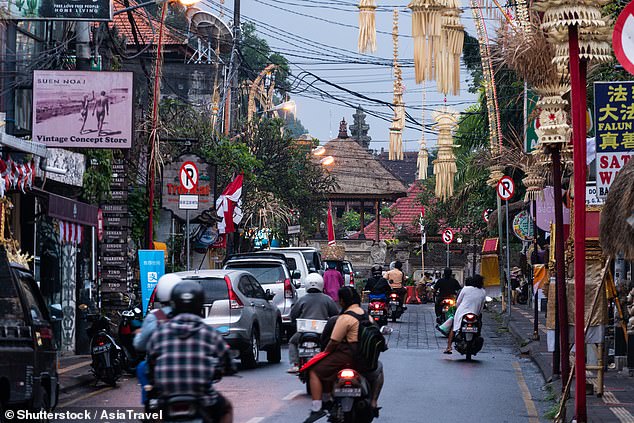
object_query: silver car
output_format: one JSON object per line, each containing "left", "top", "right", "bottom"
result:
{"left": 174, "top": 269, "right": 282, "bottom": 369}
{"left": 224, "top": 253, "right": 299, "bottom": 334}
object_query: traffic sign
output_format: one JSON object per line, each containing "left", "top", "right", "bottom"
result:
{"left": 497, "top": 176, "right": 515, "bottom": 201}
{"left": 613, "top": 1, "right": 634, "bottom": 75}
{"left": 482, "top": 208, "right": 493, "bottom": 223}
{"left": 442, "top": 228, "right": 454, "bottom": 245}
{"left": 179, "top": 161, "right": 199, "bottom": 191}
{"left": 179, "top": 194, "right": 199, "bottom": 210}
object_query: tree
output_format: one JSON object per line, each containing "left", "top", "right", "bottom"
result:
{"left": 240, "top": 22, "right": 291, "bottom": 94}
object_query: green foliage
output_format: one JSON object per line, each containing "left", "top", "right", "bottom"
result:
{"left": 128, "top": 186, "right": 160, "bottom": 248}
{"left": 81, "top": 149, "right": 113, "bottom": 203}
{"left": 340, "top": 211, "right": 361, "bottom": 231}
{"left": 241, "top": 22, "right": 291, "bottom": 94}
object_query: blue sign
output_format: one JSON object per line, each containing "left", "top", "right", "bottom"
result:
{"left": 138, "top": 250, "right": 165, "bottom": 316}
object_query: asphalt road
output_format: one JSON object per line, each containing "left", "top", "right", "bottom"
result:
{"left": 55, "top": 304, "right": 553, "bottom": 423}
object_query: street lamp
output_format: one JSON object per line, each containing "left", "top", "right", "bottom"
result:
{"left": 312, "top": 145, "right": 326, "bottom": 156}
{"left": 320, "top": 156, "right": 335, "bottom": 166}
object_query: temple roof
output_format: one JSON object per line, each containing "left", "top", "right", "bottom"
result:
{"left": 321, "top": 119, "right": 407, "bottom": 200}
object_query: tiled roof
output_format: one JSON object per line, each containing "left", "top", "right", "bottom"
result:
{"left": 377, "top": 151, "right": 421, "bottom": 186}
{"left": 352, "top": 182, "right": 423, "bottom": 240}
{"left": 109, "top": 0, "right": 185, "bottom": 46}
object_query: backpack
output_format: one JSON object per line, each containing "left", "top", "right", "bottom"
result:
{"left": 345, "top": 311, "right": 388, "bottom": 371}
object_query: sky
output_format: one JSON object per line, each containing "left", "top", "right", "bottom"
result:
{"left": 197, "top": 0, "right": 500, "bottom": 152}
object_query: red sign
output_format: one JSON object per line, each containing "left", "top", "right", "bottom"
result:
{"left": 179, "top": 161, "right": 199, "bottom": 191}
{"left": 97, "top": 209, "right": 104, "bottom": 242}
{"left": 613, "top": 1, "right": 634, "bottom": 75}
{"left": 497, "top": 176, "right": 515, "bottom": 201}
{"left": 442, "top": 228, "right": 454, "bottom": 244}
{"left": 482, "top": 208, "right": 493, "bottom": 223}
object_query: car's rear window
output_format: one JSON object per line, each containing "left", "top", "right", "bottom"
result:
{"left": 183, "top": 277, "right": 229, "bottom": 302}
{"left": 302, "top": 252, "right": 318, "bottom": 270}
{"left": 225, "top": 264, "right": 285, "bottom": 284}
{"left": 0, "top": 266, "right": 25, "bottom": 325}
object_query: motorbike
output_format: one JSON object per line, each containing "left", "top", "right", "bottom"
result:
{"left": 367, "top": 294, "right": 388, "bottom": 327}
{"left": 420, "top": 283, "right": 435, "bottom": 304}
{"left": 387, "top": 292, "right": 404, "bottom": 322}
{"left": 296, "top": 319, "right": 327, "bottom": 394}
{"left": 86, "top": 313, "right": 124, "bottom": 386}
{"left": 453, "top": 313, "right": 484, "bottom": 361}
{"left": 515, "top": 279, "right": 529, "bottom": 305}
{"left": 118, "top": 298, "right": 144, "bottom": 374}
{"left": 436, "top": 297, "right": 456, "bottom": 325}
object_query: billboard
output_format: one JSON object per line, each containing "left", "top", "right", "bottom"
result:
{"left": 594, "top": 81, "right": 634, "bottom": 199}
{"left": 0, "top": 0, "right": 112, "bottom": 20}
{"left": 32, "top": 70, "right": 133, "bottom": 149}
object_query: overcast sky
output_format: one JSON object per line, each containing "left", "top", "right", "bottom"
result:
{"left": 199, "top": 0, "right": 499, "bottom": 152}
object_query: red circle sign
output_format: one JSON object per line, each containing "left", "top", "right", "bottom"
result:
{"left": 497, "top": 176, "right": 515, "bottom": 201}
{"left": 442, "top": 228, "right": 454, "bottom": 244}
{"left": 613, "top": 1, "right": 634, "bottom": 75}
{"left": 483, "top": 208, "right": 493, "bottom": 223}
{"left": 179, "top": 161, "right": 199, "bottom": 191}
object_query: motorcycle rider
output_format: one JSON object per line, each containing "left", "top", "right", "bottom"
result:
{"left": 444, "top": 274, "right": 487, "bottom": 354}
{"left": 147, "top": 281, "right": 234, "bottom": 423}
{"left": 304, "top": 286, "right": 385, "bottom": 423}
{"left": 364, "top": 264, "right": 391, "bottom": 297}
{"left": 385, "top": 260, "right": 407, "bottom": 309}
{"left": 433, "top": 267, "right": 461, "bottom": 318}
{"left": 287, "top": 273, "right": 340, "bottom": 373}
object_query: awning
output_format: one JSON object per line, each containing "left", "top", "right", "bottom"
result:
{"left": 0, "top": 132, "right": 47, "bottom": 158}
{"left": 47, "top": 192, "right": 98, "bottom": 227}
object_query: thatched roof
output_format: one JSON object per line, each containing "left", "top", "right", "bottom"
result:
{"left": 600, "top": 159, "right": 634, "bottom": 260}
{"left": 320, "top": 120, "right": 407, "bottom": 200}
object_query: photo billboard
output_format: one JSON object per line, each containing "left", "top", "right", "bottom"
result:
{"left": 0, "top": 0, "right": 112, "bottom": 20}
{"left": 32, "top": 70, "right": 133, "bottom": 149}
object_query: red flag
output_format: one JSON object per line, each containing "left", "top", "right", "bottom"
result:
{"left": 216, "top": 174, "right": 244, "bottom": 234}
{"left": 327, "top": 201, "right": 336, "bottom": 246}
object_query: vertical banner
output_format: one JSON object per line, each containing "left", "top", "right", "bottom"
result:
{"left": 594, "top": 81, "right": 634, "bottom": 199}
{"left": 138, "top": 250, "right": 165, "bottom": 315}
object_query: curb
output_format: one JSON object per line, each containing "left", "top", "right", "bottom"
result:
{"left": 60, "top": 373, "right": 95, "bottom": 393}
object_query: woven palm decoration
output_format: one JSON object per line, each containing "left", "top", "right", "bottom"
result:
{"left": 408, "top": 0, "right": 446, "bottom": 83}
{"left": 523, "top": 152, "right": 546, "bottom": 201}
{"left": 358, "top": 0, "right": 377, "bottom": 52}
{"left": 389, "top": 9, "right": 405, "bottom": 160}
{"left": 437, "top": 0, "right": 464, "bottom": 96}
{"left": 432, "top": 107, "right": 459, "bottom": 201}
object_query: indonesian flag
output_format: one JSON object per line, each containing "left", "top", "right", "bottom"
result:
{"left": 327, "top": 201, "right": 335, "bottom": 246}
{"left": 59, "top": 221, "right": 84, "bottom": 245}
{"left": 216, "top": 174, "right": 244, "bottom": 234}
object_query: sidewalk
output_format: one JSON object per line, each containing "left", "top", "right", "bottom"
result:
{"left": 58, "top": 354, "right": 94, "bottom": 393}
{"left": 505, "top": 301, "right": 634, "bottom": 423}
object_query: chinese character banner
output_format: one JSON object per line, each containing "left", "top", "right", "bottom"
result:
{"left": 594, "top": 82, "right": 634, "bottom": 199}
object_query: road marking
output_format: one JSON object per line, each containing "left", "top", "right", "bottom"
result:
{"left": 610, "top": 407, "right": 634, "bottom": 423}
{"left": 512, "top": 362, "right": 540, "bottom": 423}
{"left": 283, "top": 390, "right": 304, "bottom": 401}
{"left": 245, "top": 418, "right": 265, "bottom": 423}
{"left": 58, "top": 386, "right": 112, "bottom": 408}
{"left": 58, "top": 360, "right": 92, "bottom": 375}
{"left": 603, "top": 391, "right": 620, "bottom": 404}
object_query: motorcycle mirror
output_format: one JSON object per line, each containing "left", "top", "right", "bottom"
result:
{"left": 380, "top": 326, "right": 393, "bottom": 335}
{"left": 134, "top": 307, "right": 142, "bottom": 314}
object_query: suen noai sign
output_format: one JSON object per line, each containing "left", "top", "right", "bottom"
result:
{"left": 162, "top": 154, "right": 215, "bottom": 221}
{"left": 594, "top": 81, "right": 634, "bottom": 199}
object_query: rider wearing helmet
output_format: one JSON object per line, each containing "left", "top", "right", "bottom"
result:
{"left": 364, "top": 264, "right": 391, "bottom": 297}
{"left": 134, "top": 273, "right": 181, "bottom": 352}
{"left": 147, "top": 281, "right": 234, "bottom": 423}
{"left": 287, "top": 273, "right": 340, "bottom": 373}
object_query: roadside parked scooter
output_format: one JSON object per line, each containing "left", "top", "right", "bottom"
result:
{"left": 515, "top": 280, "right": 529, "bottom": 305}
{"left": 85, "top": 311, "right": 124, "bottom": 386}
{"left": 453, "top": 313, "right": 484, "bottom": 361}
{"left": 117, "top": 296, "right": 144, "bottom": 374}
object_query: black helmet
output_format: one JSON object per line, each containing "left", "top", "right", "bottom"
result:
{"left": 171, "top": 280, "right": 204, "bottom": 316}
{"left": 371, "top": 264, "right": 383, "bottom": 276}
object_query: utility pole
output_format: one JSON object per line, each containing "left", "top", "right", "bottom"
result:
{"left": 75, "top": 22, "right": 92, "bottom": 71}
{"left": 230, "top": 0, "right": 241, "bottom": 133}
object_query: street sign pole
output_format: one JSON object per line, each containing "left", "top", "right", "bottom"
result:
{"left": 505, "top": 199, "right": 512, "bottom": 318}
{"left": 186, "top": 209, "right": 190, "bottom": 271}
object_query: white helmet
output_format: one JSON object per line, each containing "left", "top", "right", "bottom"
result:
{"left": 156, "top": 273, "right": 182, "bottom": 303}
{"left": 305, "top": 273, "right": 324, "bottom": 292}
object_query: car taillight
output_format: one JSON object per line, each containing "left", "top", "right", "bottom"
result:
{"left": 225, "top": 276, "right": 244, "bottom": 309}
{"left": 284, "top": 278, "right": 293, "bottom": 299}
{"left": 39, "top": 327, "right": 53, "bottom": 339}
{"left": 339, "top": 369, "right": 356, "bottom": 379}
{"left": 350, "top": 273, "right": 355, "bottom": 286}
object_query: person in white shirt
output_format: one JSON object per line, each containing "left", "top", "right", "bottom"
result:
{"left": 444, "top": 274, "right": 487, "bottom": 354}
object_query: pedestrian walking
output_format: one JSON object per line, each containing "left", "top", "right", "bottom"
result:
{"left": 323, "top": 261, "right": 344, "bottom": 302}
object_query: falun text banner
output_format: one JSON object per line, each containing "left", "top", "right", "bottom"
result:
{"left": 594, "top": 81, "right": 634, "bottom": 199}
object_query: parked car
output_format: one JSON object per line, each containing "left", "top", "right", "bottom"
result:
{"left": 268, "top": 247, "right": 322, "bottom": 297}
{"left": 172, "top": 269, "right": 282, "bottom": 369}
{"left": 323, "top": 259, "right": 355, "bottom": 287}
{"left": 224, "top": 253, "right": 300, "bottom": 335}
{"left": 0, "top": 246, "right": 58, "bottom": 413}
